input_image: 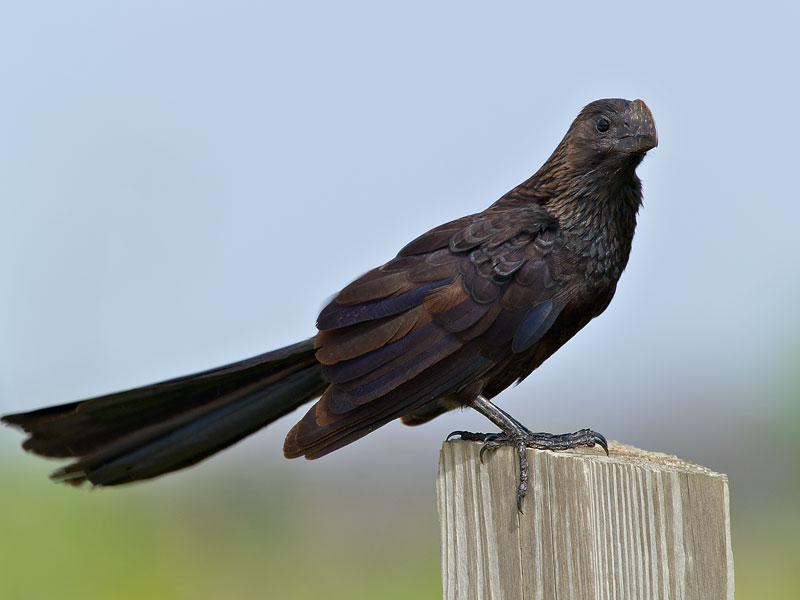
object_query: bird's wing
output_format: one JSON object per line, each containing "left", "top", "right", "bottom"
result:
{"left": 284, "top": 205, "right": 565, "bottom": 458}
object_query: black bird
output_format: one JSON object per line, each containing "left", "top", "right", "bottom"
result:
{"left": 3, "top": 98, "right": 657, "bottom": 509}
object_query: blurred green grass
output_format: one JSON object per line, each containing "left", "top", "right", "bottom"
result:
{"left": 733, "top": 508, "right": 800, "bottom": 599}
{"left": 0, "top": 461, "right": 442, "bottom": 600}
{"left": 2, "top": 461, "right": 798, "bottom": 599}
{"left": 3, "top": 366, "right": 799, "bottom": 600}
{"left": 732, "top": 353, "right": 800, "bottom": 599}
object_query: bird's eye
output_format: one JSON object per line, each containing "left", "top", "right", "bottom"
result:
{"left": 596, "top": 118, "right": 610, "bottom": 132}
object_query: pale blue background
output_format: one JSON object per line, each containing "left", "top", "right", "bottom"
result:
{"left": 2, "top": 1, "right": 798, "bottom": 493}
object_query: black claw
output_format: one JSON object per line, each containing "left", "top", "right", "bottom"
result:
{"left": 446, "top": 430, "right": 491, "bottom": 442}
{"left": 595, "top": 432, "right": 609, "bottom": 456}
{"left": 446, "top": 430, "right": 465, "bottom": 441}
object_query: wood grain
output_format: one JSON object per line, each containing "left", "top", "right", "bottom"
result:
{"left": 437, "top": 440, "right": 733, "bottom": 600}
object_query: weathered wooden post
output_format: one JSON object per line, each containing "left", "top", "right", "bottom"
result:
{"left": 437, "top": 440, "right": 733, "bottom": 599}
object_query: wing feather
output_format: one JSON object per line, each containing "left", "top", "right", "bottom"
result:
{"left": 511, "top": 299, "right": 563, "bottom": 353}
{"left": 317, "top": 278, "right": 451, "bottom": 330}
{"left": 290, "top": 203, "right": 567, "bottom": 458}
{"left": 315, "top": 306, "right": 431, "bottom": 364}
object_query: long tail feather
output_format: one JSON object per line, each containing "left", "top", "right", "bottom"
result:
{"left": 2, "top": 338, "right": 325, "bottom": 485}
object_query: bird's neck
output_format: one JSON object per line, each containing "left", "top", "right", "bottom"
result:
{"left": 560, "top": 176, "right": 641, "bottom": 284}
{"left": 504, "top": 150, "right": 644, "bottom": 285}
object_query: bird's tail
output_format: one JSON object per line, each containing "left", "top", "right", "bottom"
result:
{"left": 1, "top": 338, "right": 325, "bottom": 486}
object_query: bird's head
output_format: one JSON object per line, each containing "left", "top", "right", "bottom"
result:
{"left": 566, "top": 98, "right": 658, "bottom": 168}
{"left": 503, "top": 98, "right": 658, "bottom": 207}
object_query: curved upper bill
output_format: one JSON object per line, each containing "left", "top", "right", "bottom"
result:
{"left": 615, "top": 99, "right": 658, "bottom": 153}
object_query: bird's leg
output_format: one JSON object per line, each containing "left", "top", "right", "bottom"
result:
{"left": 447, "top": 395, "right": 608, "bottom": 512}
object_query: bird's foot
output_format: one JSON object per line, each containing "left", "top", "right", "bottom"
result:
{"left": 447, "top": 427, "right": 608, "bottom": 512}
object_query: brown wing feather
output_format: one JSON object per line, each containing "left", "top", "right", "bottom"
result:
{"left": 335, "top": 270, "right": 414, "bottom": 306}
{"left": 285, "top": 204, "right": 566, "bottom": 459}
{"left": 315, "top": 305, "right": 431, "bottom": 364}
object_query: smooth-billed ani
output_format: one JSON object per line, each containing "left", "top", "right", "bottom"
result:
{"left": 3, "top": 98, "right": 657, "bottom": 508}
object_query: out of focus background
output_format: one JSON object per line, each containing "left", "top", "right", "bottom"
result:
{"left": 2, "top": 2, "right": 798, "bottom": 598}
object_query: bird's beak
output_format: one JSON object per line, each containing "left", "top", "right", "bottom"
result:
{"left": 615, "top": 99, "right": 658, "bottom": 153}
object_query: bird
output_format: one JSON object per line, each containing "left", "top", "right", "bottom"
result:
{"left": 2, "top": 98, "right": 657, "bottom": 510}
